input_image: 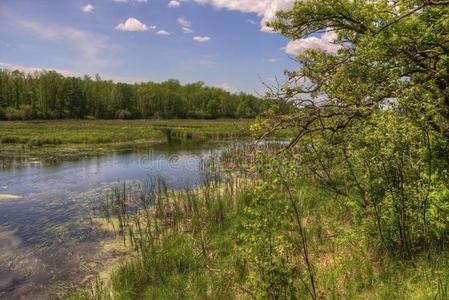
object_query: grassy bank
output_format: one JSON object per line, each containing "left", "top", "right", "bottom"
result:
{"left": 71, "top": 147, "right": 449, "bottom": 300}
{"left": 0, "top": 119, "right": 252, "bottom": 145}
{"left": 0, "top": 119, "right": 253, "bottom": 168}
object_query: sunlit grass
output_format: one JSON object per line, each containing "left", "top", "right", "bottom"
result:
{"left": 0, "top": 119, "right": 253, "bottom": 145}
{"left": 70, "top": 145, "right": 449, "bottom": 300}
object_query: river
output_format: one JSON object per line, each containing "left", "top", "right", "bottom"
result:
{"left": 0, "top": 140, "right": 226, "bottom": 299}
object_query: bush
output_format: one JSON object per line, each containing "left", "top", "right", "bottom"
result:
{"left": 347, "top": 112, "right": 449, "bottom": 255}
{"left": 0, "top": 107, "right": 5, "bottom": 120}
{"left": 4, "top": 106, "right": 35, "bottom": 120}
{"left": 0, "top": 136, "right": 22, "bottom": 144}
{"left": 27, "top": 137, "right": 63, "bottom": 146}
{"left": 5, "top": 107, "right": 23, "bottom": 120}
{"left": 186, "top": 111, "right": 214, "bottom": 119}
{"left": 20, "top": 105, "right": 34, "bottom": 120}
{"left": 115, "top": 109, "right": 132, "bottom": 120}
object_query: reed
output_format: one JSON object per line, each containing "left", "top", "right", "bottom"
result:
{"left": 0, "top": 119, "right": 252, "bottom": 146}
{"left": 72, "top": 144, "right": 449, "bottom": 300}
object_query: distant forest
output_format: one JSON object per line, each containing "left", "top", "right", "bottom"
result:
{"left": 0, "top": 69, "right": 269, "bottom": 120}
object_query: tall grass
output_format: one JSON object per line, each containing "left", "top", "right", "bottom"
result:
{"left": 72, "top": 144, "right": 449, "bottom": 299}
{"left": 81, "top": 172, "right": 247, "bottom": 298}
{"left": 0, "top": 119, "right": 252, "bottom": 146}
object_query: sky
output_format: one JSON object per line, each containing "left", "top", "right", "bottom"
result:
{"left": 0, "top": 0, "right": 336, "bottom": 94}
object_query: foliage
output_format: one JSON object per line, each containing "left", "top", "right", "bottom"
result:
{"left": 4, "top": 107, "right": 23, "bottom": 120}
{"left": 256, "top": 0, "right": 449, "bottom": 258}
{"left": 345, "top": 112, "right": 449, "bottom": 255}
{"left": 115, "top": 109, "right": 132, "bottom": 120}
{"left": 0, "top": 119, "right": 252, "bottom": 146}
{"left": 0, "top": 70, "right": 269, "bottom": 120}
{"left": 32, "top": 1, "right": 449, "bottom": 298}
{"left": 236, "top": 153, "right": 317, "bottom": 299}
{"left": 71, "top": 146, "right": 449, "bottom": 300}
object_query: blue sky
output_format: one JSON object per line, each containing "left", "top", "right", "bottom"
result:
{"left": 0, "top": 0, "right": 334, "bottom": 94}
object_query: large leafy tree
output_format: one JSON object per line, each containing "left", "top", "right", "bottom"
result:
{"left": 265, "top": 0, "right": 449, "bottom": 143}
{"left": 261, "top": 0, "right": 449, "bottom": 256}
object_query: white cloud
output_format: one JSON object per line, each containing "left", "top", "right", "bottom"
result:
{"left": 268, "top": 58, "right": 278, "bottom": 63}
{"left": 283, "top": 31, "right": 341, "bottom": 55}
{"left": 168, "top": 0, "right": 181, "bottom": 7}
{"left": 16, "top": 20, "right": 109, "bottom": 62}
{"left": 247, "top": 19, "right": 257, "bottom": 25}
{"left": 82, "top": 4, "right": 94, "bottom": 13}
{"left": 0, "top": 62, "right": 75, "bottom": 76}
{"left": 177, "top": 17, "right": 194, "bottom": 34}
{"left": 193, "top": 35, "right": 210, "bottom": 42}
{"left": 213, "top": 83, "right": 237, "bottom": 93}
{"left": 177, "top": 17, "right": 191, "bottom": 27}
{"left": 157, "top": 30, "right": 170, "bottom": 35}
{"left": 116, "top": 18, "right": 151, "bottom": 32}
{"left": 193, "top": 0, "right": 294, "bottom": 32}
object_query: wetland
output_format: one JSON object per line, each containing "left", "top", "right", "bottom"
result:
{"left": 0, "top": 131, "right": 233, "bottom": 299}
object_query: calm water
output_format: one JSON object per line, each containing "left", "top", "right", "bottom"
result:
{"left": 0, "top": 140, "right": 226, "bottom": 299}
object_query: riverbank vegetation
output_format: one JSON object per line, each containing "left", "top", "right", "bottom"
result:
{"left": 0, "top": 119, "right": 252, "bottom": 146}
{"left": 72, "top": 145, "right": 449, "bottom": 300}
{"left": 0, "top": 119, "right": 254, "bottom": 169}
{"left": 0, "top": 71, "right": 269, "bottom": 120}
{"left": 73, "top": 0, "right": 449, "bottom": 299}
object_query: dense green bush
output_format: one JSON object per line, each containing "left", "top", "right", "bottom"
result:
{"left": 5, "top": 107, "right": 23, "bottom": 120}
{"left": 20, "top": 105, "right": 34, "bottom": 120}
{"left": 258, "top": 0, "right": 449, "bottom": 258}
{"left": 3, "top": 105, "right": 36, "bottom": 120}
{"left": 115, "top": 109, "right": 132, "bottom": 120}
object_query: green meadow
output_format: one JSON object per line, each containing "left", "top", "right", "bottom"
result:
{"left": 0, "top": 119, "right": 253, "bottom": 145}
{"left": 0, "top": 119, "right": 254, "bottom": 168}
{"left": 71, "top": 147, "right": 449, "bottom": 300}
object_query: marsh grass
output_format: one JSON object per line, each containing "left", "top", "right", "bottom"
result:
{"left": 72, "top": 158, "right": 251, "bottom": 299}
{"left": 0, "top": 119, "right": 254, "bottom": 169}
{"left": 72, "top": 145, "right": 449, "bottom": 299}
{"left": 0, "top": 119, "right": 252, "bottom": 146}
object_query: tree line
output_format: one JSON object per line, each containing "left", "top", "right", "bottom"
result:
{"left": 0, "top": 69, "right": 269, "bottom": 120}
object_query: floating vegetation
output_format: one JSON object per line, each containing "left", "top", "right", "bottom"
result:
{"left": 0, "top": 194, "right": 22, "bottom": 200}
{"left": 0, "top": 119, "right": 256, "bottom": 170}
{"left": 70, "top": 144, "right": 259, "bottom": 299}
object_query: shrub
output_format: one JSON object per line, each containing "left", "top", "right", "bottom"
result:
{"left": 236, "top": 153, "right": 318, "bottom": 299}
{"left": 0, "top": 136, "right": 22, "bottom": 144}
{"left": 5, "top": 107, "right": 23, "bottom": 120}
{"left": 20, "top": 105, "right": 34, "bottom": 120}
{"left": 27, "top": 137, "right": 63, "bottom": 146}
{"left": 115, "top": 109, "right": 132, "bottom": 120}
{"left": 346, "top": 112, "right": 449, "bottom": 255}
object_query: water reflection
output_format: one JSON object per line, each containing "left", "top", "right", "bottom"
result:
{"left": 0, "top": 140, "right": 225, "bottom": 299}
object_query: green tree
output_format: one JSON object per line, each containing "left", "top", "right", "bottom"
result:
{"left": 0, "top": 69, "right": 270, "bottom": 120}
{"left": 260, "top": 0, "right": 449, "bottom": 256}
